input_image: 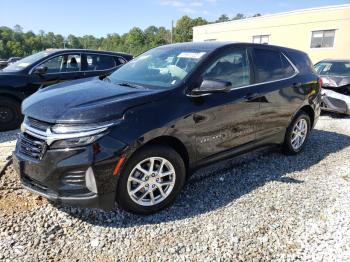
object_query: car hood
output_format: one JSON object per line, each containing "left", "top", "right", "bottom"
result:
{"left": 22, "top": 78, "right": 164, "bottom": 124}
{"left": 320, "top": 75, "right": 350, "bottom": 88}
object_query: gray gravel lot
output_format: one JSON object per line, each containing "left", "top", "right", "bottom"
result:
{"left": 1, "top": 115, "right": 350, "bottom": 261}
{"left": 0, "top": 129, "right": 18, "bottom": 170}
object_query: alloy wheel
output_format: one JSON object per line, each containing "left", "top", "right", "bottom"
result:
{"left": 0, "top": 106, "right": 14, "bottom": 124}
{"left": 127, "top": 157, "right": 176, "bottom": 206}
{"left": 291, "top": 118, "right": 308, "bottom": 150}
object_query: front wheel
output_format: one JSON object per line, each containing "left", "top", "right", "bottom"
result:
{"left": 0, "top": 97, "right": 23, "bottom": 131}
{"left": 283, "top": 111, "right": 311, "bottom": 155}
{"left": 116, "top": 145, "right": 186, "bottom": 215}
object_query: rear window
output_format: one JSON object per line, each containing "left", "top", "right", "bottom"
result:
{"left": 85, "top": 54, "right": 116, "bottom": 71}
{"left": 253, "top": 49, "right": 295, "bottom": 83}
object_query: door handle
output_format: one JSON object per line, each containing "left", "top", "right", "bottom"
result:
{"left": 244, "top": 93, "right": 260, "bottom": 102}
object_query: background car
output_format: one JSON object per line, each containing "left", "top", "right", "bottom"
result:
{"left": 0, "top": 57, "right": 22, "bottom": 70}
{"left": 7, "top": 57, "right": 22, "bottom": 65}
{"left": 314, "top": 59, "right": 350, "bottom": 115}
{"left": 0, "top": 49, "right": 133, "bottom": 131}
{"left": 0, "top": 59, "right": 8, "bottom": 69}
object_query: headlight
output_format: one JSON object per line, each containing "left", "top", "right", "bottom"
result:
{"left": 51, "top": 122, "right": 115, "bottom": 134}
{"left": 50, "top": 133, "right": 106, "bottom": 149}
{"left": 48, "top": 121, "right": 118, "bottom": 149}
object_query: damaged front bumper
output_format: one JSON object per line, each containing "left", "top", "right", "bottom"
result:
{"left": 321, "top": 88, "right": 350, "bottom": 115}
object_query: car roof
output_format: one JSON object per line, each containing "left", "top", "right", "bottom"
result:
{"left": 44, "top": 48, "right": 132, "bottom": 58}
{"left": 317, "top": 59, "right": 350, "bottom": 63}
{"left": 157, "top": 41, "right": 304, "bottom": 54}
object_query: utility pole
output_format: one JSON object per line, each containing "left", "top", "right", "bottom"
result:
{"left": 171, "top": 20, "right": 174, "bottom": 44}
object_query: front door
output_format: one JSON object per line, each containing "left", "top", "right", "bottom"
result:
{"left": 29, "top": 53, "right": 83, "bottom": 90}
{"left": 190, "top": 47, "right": 261, "bottom": 160}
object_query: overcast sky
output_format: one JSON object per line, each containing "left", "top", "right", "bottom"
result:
{"left": 1, "top": 0, "right": 349, "bottom": 37}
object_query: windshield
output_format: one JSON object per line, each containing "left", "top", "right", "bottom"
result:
{"left": 109, "top": 47, "right": 207, "bottom": 89}
{"left": 315, "top": 61, "right": 350, "bottom": 77}
{"left": 2, "top": 51, "right": 52, "bottom": 72}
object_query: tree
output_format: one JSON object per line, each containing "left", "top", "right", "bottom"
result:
{"left": 232, "top": 13, "right": 245, "bottom": 20}
{"left": 253, "top": 13, "right": 262, "bottom": 17}
{"left": 125, "top": 27, "right": 145, "bottom": 55}
{"left": 174, "top": 16, "right": 208, "bottom": 42}
{"left": 216, "top": 14, "right": 230, "bottom": 23}
{"left": 0, "top": 13, "right": 255, "bottom": 58}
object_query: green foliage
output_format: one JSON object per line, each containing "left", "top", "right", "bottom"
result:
{"left": 174, "top": 16, "right": 208, "bottom": 42}
{"left": 232, "top": 13, "right": 246, "bottom": 20}
{"left": 0, "top": 25, "right": 171, "bottom": 58}
{"left": 216, "top": 14, "right": 230, "bottom": 23}
{"left": 0, "top": 12, "right": 261, "bottom": 59}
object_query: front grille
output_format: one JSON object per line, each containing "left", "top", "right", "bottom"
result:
{"left": 19, "top": 133, "right": 47, "bottom": 160}
{"left": 26, "top": 117, "right": 51, "bottom": 132}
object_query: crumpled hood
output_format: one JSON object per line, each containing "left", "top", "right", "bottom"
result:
{"left": 321, "top": 75, "right": 350, "bottom": 88}
{"left": 22, "top": 77, "right": 162, "bottom": 124}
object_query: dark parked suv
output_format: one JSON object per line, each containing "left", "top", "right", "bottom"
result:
{"left": 0, "top": 49, "right": 132, "bottom": 131}
{"left": 13, "top": 42, "right": 321, "bottom": 215}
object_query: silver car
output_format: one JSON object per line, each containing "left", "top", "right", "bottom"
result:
{"left": 315, "top": 59, "right": 350, "bottom": 115}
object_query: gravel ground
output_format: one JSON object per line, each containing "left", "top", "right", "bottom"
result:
{"left": 0, "top": 129, "right": 18, "bottom": 170}
{"left": 1, "top": 115, "right": 350, "bottom": 261}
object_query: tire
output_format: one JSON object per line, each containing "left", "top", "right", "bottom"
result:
{"left": 0, "top": 97, "right": 23, "bottom": 132}
{"left": 283, "top": 111, "right": 311, "bottom": 155}
{"left": 116, "top": 145, "right": 186, "bottom": 215}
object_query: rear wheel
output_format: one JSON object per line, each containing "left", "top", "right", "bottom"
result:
{"left": 116, "top": 145, "right": 186, "bottom": 215}
{"left": 283, "top": 111, "right": 311, "bottom": 155}
{"left": 0, "top": 97, "right": 22, "bottom": 131}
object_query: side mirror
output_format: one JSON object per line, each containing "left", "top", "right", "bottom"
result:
{"left": 33, "top": 66, "right": 48, "bottom": 75}
{"left": 192, "top": 79, "right": 232, "bottom": 95}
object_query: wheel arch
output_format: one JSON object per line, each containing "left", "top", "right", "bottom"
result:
{"left": 298, "top": 105, "right": 315, "bottom": 128}
{"left": 0, "top": 92, "right": 23, "bottom": 104}
{"left": 136, "top": 135, "right": 190, "bottom": 173}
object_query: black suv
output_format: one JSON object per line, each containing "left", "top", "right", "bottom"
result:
{"left": 0, "top": 49, "right": 133, "bottom": 131}
{"left": 13, "top": 42, "right": 321, "bottom": 215}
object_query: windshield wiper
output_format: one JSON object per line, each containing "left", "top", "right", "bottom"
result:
{"left": 117, "top": 82, "right": 144, "bottom": 89}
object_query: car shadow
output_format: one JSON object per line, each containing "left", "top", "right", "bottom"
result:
{"left": 57, "top": 128, "right": 350, "bottom": 227}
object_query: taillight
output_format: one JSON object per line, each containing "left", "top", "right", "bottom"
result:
{"left": 318, "top": 78, "right": 323, "bottom": 89}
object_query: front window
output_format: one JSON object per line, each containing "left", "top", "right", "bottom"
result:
{"left": 2, "top": 51, "right": 52, "bottom": 72}
{"left": 109, "top": 47, "right": 208, "bottom": 89}
{"left": 202, "top": 49, "right": 251, "bottom": 88}
{"left": 37, "top": 54, "right": 81, "bottom": 73}
{"left": 315, "top": 61, "right": 350, "bottom": 76}
{"left": 310, "top": 30, "right": 335, "bottom": 48}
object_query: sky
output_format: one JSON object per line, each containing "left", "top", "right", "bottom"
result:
{"left": 1, "top": 0, "right": 349, "bottom": 37}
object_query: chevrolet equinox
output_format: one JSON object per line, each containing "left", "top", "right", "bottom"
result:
{"left": 13, "top": 42, "right": 321, "bottom": 215}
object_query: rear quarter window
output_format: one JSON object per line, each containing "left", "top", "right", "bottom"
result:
{"left": 285, "top": 50, "right": 315, "bottom": 74}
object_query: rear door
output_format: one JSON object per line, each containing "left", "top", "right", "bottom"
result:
{"left": 81, "top": 53, "right": 119, "bottom": 78}
{"left": 58, "top": 53, "right": 84, "bottom": 82}
{"left": 251, "top": 47, "right": 301, "bottom": 141}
